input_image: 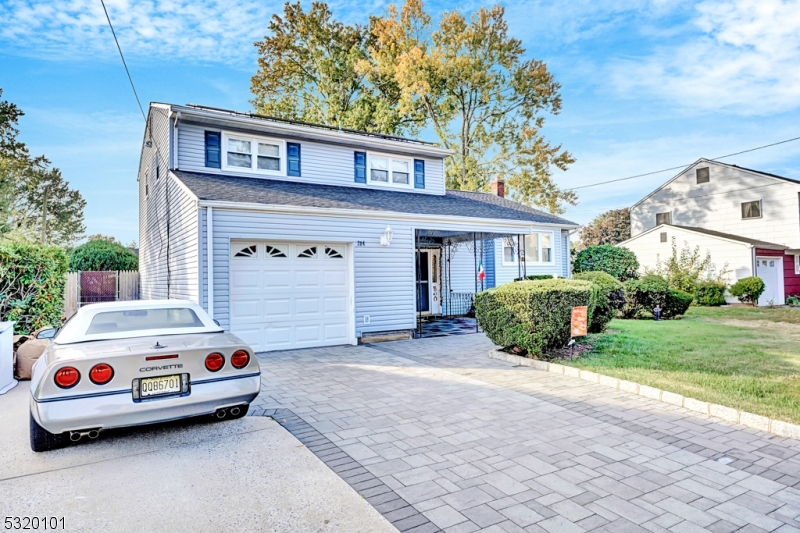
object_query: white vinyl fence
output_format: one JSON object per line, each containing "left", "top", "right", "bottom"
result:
{"left": 64, "top": 271, "right": 139, "bottom": 319}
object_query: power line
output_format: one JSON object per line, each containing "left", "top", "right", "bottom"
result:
{"left": 566, "top": 134, "right": 800, "bottom": 191}
{"left": 100, "top": 0, "right": 146, "bottom": 121}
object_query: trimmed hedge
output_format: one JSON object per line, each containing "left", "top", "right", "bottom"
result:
{"left": 573, "top": 271, "right": 626, "bottom": 332}
{"left": 694, "top": 281, "right": 727, "bottom": 306}
{"left": 622, "top": 274, "right": 669, "bottom": 318}
{"left": 0, "top": 243, "right": 68, "bottom": 334}
{"left": 69, "top": 239, "right": 138, "bottom": 272}
{"left": 729, "top": 276, "right": 765, "bottom": 306}
{"left": 475, "top": 279, "right": 597, "bottom": 358}
{"left": 514, "top": 275, "right": 556, "bottom": 282}
{"left": 663, "top": 289, "right": 693, "bottom": 319}
{"left": 573, "top": 244, "right": 639, "bottom": 281}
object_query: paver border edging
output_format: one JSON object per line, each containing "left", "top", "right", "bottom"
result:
{"left": 488, "top": 349, "right": 800, "bottom": 441}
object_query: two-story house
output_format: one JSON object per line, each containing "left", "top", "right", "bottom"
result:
{"left": 620, "top": 159, "right": 800, "bottom": 305}
{"left": 137, "top": 103, "right": 578, "bottom": 351}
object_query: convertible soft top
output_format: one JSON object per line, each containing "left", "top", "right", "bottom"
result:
{"left": 55, "top": 300, "right": 223, "bottom": 345}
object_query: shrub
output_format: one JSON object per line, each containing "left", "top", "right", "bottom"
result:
{"left": 694, "top": 281, "right": 727, "bottom": 306}
{"left": 647, "top": 237, "right": 729, "bottom": 294}
{"left": 573, "top": 244, "right": 639, "bottom": 281}
{"left": 787, "top": 295, "right": 800, "bottom": 307}
{"left": 663, "top": 289, "right": 693, "bottom": 318}
{"left": 514, "top": 274, "right": 556, "bottom": 282}
{"left": 729, "top": 276, "right": 765, "bottom": 306}
{"left": 69, "top": 239, "right": 138, "bottom": 272}
{"left": 622, "top": 274, "right": 669, "bottom": 318}
{"left": 475, "top": 279, "right": 597, "bottom": 358}
{"left": 573, "top": 271, "right": 625, "bottom": 332}
{"left": 0, "top": 243, "right": 68, "bottom": 334}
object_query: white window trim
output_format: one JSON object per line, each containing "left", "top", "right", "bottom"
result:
{"left": 742, "top": 199, "right": 763, "bottom": 220}
{"left": 501, "top": 232, "right": 556, "bottom": 266}
{"left": 221, "top": 131, "right": 286, "bottom": 177}
{"left": 795, "top": 254, "right": 800, "bottom": 275}
{"left": 367, "top": 151, "right": 414, "bottom": 190}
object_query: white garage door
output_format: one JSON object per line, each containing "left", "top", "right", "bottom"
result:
{"left": 229, "top": 241, "right": 352, "bottom": 352}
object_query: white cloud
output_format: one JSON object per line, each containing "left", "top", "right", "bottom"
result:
{"left": 613, "top": 0, "right": 800, "bottom": 114}
{"left": 0, "top": 0, "right": 278, "bottom": 63}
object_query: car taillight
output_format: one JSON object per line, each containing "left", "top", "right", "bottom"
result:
{"left": 231, "top": 350, "right": 250, "bottom": 369}
{"left": 54, "top": 367, "right": 80, "bottom": 389}
{"left": 205, "top": 352, "right": 225, "bottom": 372}
{"left": 89, "top": 363, "right": 114, "bottom": 385}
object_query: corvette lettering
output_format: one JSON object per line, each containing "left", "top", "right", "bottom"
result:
{"left": 139, "top": 364, "right": 183, "bottom": 372}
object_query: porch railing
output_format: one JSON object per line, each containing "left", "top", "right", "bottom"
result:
{"left": 443, "top": 292, "right": 475, "bottom": 317}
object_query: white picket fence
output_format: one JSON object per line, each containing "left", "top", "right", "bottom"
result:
{"left": 64, "top": 271, "right": 139, "bottom": 319}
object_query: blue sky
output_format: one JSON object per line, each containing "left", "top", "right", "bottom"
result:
{"left": 1, "top": 0, "right": 799, "bottom": 244}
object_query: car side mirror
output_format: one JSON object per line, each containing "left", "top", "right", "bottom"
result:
{"left": 213, "top": 319, "right": 221, "bottom": 327}
{"left": 36, "top": 328, "right": 58, "bottom": 340}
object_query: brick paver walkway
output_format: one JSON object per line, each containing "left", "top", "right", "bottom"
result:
{"left": 252, "top": 334, "right": 800, "bottom": 533}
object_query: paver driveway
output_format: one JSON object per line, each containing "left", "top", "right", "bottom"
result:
{"left": 252, "top": 334, "right": 800, "bottom": 533}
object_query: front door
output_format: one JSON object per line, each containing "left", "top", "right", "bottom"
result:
{"left": 756, "top": 257, "right": 784, "bottom": 306}
{"left": 416, "top": 249, "right": 442, "bottom": 315}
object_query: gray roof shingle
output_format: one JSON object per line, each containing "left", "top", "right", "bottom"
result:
{"left": 173, "top": 170, "right": 577, "bottom": 226}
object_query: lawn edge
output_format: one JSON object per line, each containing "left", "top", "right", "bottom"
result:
{"left": 488, "top": 349, "right": 800, "bottom": 441}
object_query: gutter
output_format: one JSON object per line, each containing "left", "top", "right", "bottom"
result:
{"left": 196, "top": 199, "right": 580, "bottom": 231}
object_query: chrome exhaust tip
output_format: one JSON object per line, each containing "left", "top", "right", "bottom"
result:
{"left": 87, "top": 430, "right": 100, "bottom": 439}
{"left": 230, "top": 407, "right": 241, "bottom": 417}
{"left": 215, "top": 409, "right": 227, "bottom": 419}
{"left": 69, "top": 431, "right": 83, "bottom": 442}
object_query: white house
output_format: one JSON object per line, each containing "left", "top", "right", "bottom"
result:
{"left": 620, "top": 159, "right": 800, "bottom": 305}
{"left": 137, "top": 103, "right": 578, "bottom": 351}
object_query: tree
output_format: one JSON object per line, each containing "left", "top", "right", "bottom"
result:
{"left": 374, "top": 2, "right": 576, "bottom": 212}
{"left": 573, "top": 244, "right": 639, "bottom": 281}
{"left": 69, "top": 240, "right": 138, "bottom": 272}
{"left": 0, "top": 89, "right": 86, "bottom": 246}
{"left": 251, "top": 2, "right": 422, "bottom": 135}
{"left": 577, "top": 208, "right": 630, "bottom": 250}
{"left": 87, "top": 234, "right": 122, "bottom": 245}
{"left": 646, "top": 237, "right": 729, "bottom": 293}
{"left": 250, "top": 1, "right": 576, "bottom": 214}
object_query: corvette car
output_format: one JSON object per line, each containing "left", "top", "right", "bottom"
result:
{"left": 29, "top": 300, "right": 261, "bottom": 452}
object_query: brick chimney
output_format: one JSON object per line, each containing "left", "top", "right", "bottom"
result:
{"left": 490, "top": 178, "right": 505, "bottom": 198}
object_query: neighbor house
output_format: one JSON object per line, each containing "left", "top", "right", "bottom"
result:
{"left": 620, "top": 159, "right": 800, "bottom": 305}
{"left": 137, "top": 103, "right": 578, "bottom": 351}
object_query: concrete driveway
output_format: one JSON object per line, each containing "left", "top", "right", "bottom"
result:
{"left": 252, "top": 334, "right": 800, "bottom": 533}
{"left": 0, "top": 383, "right": 396, "bottom": 533}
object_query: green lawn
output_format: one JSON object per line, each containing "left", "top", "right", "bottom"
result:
{"left": 571, "top": 307, "right": 800, "bottom": 424}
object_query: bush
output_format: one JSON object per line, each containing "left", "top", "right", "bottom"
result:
{"left": 786, "top": 295, "right": 800, "bottom": 307}
{"left": 729, "top": 276, "right": 765, "bottom": 306}
{"left": 663, "top": 289, "right": 693, "bottom": 318}
{"left": 69, "top": 239, "right": 138, "bottom": 272}
{"left": 0, "top": 243, "right": 68, "bottom": 334}
{"left": 622, "top": 274, "right": 669, "bottom": 318}
{"left": 514, "top": 275, "right": 556, "bottom": 282}
{"left": 573, "top": 244, "right": 639, "bottom": 281}
{"left": 694, "top": 281, "right": 727, "bottom": 306}
{"left": 573, "top": 271, "right": 625, "bottom": 332}
{"left": 475, "top": 279, "right": 597, "bottom": 358}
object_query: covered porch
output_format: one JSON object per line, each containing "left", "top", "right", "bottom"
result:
{"left": 413, "top": 228, "right": 534, "bottom": 338}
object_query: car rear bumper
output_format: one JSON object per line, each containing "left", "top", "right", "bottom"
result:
{"left": 31, "top": 373, "right": 261, "bottom": 434}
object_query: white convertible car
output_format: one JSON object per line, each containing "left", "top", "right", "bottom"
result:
{"left": 29, "top": 300, "right": 261, "bottom": 452}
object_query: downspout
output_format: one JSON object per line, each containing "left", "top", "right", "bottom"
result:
{"left": 172, "top": 111, "right": 181, "bottom": 169}
{"left": 207, "top": 207, "right": 214, "bottom": 319}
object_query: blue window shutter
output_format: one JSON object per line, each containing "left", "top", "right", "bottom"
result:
{"left": 205, "top": 131, "right": 221, "bottom": 168}
{"left": 287, "top": 142, "right": 301, "bottom": 176}
{"left": 414, "top": 159, "right": 425, "bottom": 189}
{"left": 354, "top": 151, "right": 367, "bottom": 183}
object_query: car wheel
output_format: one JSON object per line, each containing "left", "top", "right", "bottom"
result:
{"left": 29, "top": 413, "right": 71, "bottom": 452}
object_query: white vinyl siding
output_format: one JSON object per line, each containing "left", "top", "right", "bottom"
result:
{"left": 138, "top": 105, "right": 200, "bottom": 303}
{"left": 631, "top": 161, "right": 800, "bottom": 247}
{"left": 177, "top": 123, "right": 446, "bottom": 195}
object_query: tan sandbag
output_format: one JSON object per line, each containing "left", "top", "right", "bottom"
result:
{"left": 14, "top": 337, "right": 50, "bottom": 381}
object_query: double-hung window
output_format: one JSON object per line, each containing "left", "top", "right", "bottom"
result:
{"left": 222, "top": 133, "right": 284, "bottom": 176}
{"left": 741, "top": 200, "right": 762, "bottom": 219}
{"left": 368, "top": 153, "right": 412, "bottom": 189}
{"left": 502, "top": 232, "right": 554, "bottom": 264}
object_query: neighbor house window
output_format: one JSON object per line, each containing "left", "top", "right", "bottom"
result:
{"left": 795, "top": 255, "right": 800, "bottom": 275}
{"left": 222, "top": 133, "right": 284, "bottom": 176}
{"left": 656, "top": 212, "right": 671, "bottom": 225}
{"left": 503, "top": 232, "right": 554, "bottom": 264}
{"left": 368, "top": 153, "right": 413, "bottom": 188}
{"left": 742, "top": 200, "right": 762, "bottom": 219}
{"left": 696, "top": 167, "right": 710, "bottom": 184}
{"left": 660, "top": 232, "right": 667, "bottom": 243}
